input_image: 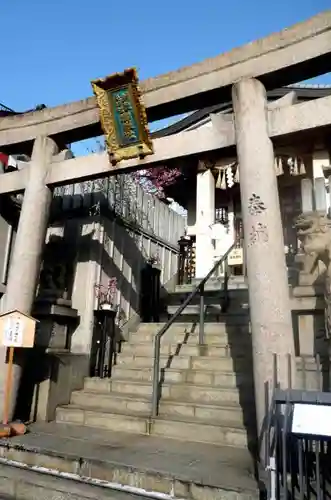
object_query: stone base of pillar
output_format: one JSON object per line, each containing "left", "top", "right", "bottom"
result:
{"left": 15, "top": 351, "right": 89, "bottom": 423}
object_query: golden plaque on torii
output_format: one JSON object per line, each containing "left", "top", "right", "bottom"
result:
{"left": 91, "top": 68, "right": 154, "bottom": 164}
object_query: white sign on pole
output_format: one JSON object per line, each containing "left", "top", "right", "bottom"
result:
{"left": 292, "top": 403, "right": 331, "bottom": 437}
{"left": 3, "top": 316, "right": 24, "bottom": 347}
{"left": 228, "top": 248, "right": 244, "bottom": 266}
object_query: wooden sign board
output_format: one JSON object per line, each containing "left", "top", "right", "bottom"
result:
{"left": 0, "top": 310, "right": 37, "bottom": 348}
{"left": 91, "top": 68, "right": 154, "bottom": 164}
{"left": 228, "top": 248, "right": 244, "bottom": 266}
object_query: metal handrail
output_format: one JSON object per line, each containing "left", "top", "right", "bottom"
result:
{"left": 151, "top": 240, "right": 238, "bottom": 418}
{"left": 0, "top": 102, "right": 14, "bottom": 112}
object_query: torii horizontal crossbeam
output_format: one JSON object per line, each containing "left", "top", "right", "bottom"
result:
{"left": 1, "top": 92, "right": 331, "bottom": 195}
{"left": 0, "top": 11, "right": 331, "bottom": 150}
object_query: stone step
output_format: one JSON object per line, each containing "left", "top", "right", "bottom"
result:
{"left": 111, "top": 379, "right": 159, "bottom": 398}
{"left": 158, "top": 398, "right": 254, "bottom": 425}
{"left": 84, "top": 378, "right": 253, "bottom": 405}
{"left": 71, "top": 390, "right": 151, "bottom": 414}
{"left": 56, "top": 406, "right": 249, "bottom": 447}
{"left": 152, "top": 416, "right": 249, "bottom": 448}
{"left": 121, "top": 341, "right": 248, "bottom": 358}
{"left": 71, "top": 390, "right": 253, "bottom": 426}
{"left": 167, "top": 367, "right": 253, "bottom": 386}
{"left": 167, "top": 291, "right": 249, "bottom": 305}
{"left": 111, "top": 366, "right": 253, "bottom": 387}
{"left": 115, "top": 354, "right": 192, "bottom": 369}
{"left": 56, "top": 405, "right": 148, "bottom": 434}
{"left": 137, "top": 322, "right": 250, "bottom": 333}
{"left": 168, "top": 298, "right": 248, "bottom": 308}
{"left": 166, "top": 304, "right": 250, "bottom": 317}
{"left": 130, "top": 330, "right": 251, "bottom": 345}
{"left": 163, "top": 382, "right": 253, "bottom": 405}
{"left": 114, "top": 353, "right": 252, "bottom": 371}
{"left": 191, "top": 355, "right": 251, "bottom": 371}
{"left": 176, "top": 278, "right": 247, "bottom": 292}
{"left": 166, "top": 301, "right": 250, "bottom": 316}
{"left": 173, "top": 286, "right": 248, "bottom": 295}
{"left": 132, "top": 325, "right": 251, "bottom": 344}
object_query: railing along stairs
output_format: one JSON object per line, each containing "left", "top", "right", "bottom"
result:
{"left": 151, "top": 241, "right": 238, "bottom": 418}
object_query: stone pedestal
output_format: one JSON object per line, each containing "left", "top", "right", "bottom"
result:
{"left": 296, "top": 356, "right": 330, "bottom": 392}
{"left": 13, "top": 298, "right": 79, "bottom": 422}
{"left": 0, "top": 136, "right": 58, "bottom": 420}
{"left": 195, "top": 166, "right": 215, "bottom": 278}
{"left": 296, "top": 252, "right": 325, "bottom": 287}
{"left": 26, "top": 351, "right": 88, "bottom": 423}
{"left": 232, "top": 79, "right": 295, "bottom": 459}
{"left": 291, "top": 285, "right": 327, "bottom": 357}
{"left": 33, "top": 298, "right": 79, "bottom": 351}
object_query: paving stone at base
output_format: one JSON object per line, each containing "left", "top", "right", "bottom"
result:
{"left": 0, "top": 462, "right": 148, "bottom": 500}
{"left": 0, "top": 422, "right": 259, "bottom": 500}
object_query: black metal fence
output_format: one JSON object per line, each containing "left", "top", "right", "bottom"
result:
{"left": 0, "top": 102, "right": 14, "bottom": 112}
{"left": 90, "top": 309, "right": 116, "bottom": 378}
{"left": 266, "top": 355, "right": 331, "bottom": 500}
{"left": 177, "top": 236, "right": 195, "bottom": 285}
{"left": 140, "top": 264, "right": 161, "bottom": 323}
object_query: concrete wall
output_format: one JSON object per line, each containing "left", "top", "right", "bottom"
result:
{"left": 68, "top": 214, "right": 181, "bottom": 355}
{"left": 0, "top": 174, "right": 185, "bottom": 354}
{"left": 0, "top": 212, "right": 16, "bottom": 295}
{"left": 47, "top": 173, "right": 186, "bottom": 355}
{"left": 0, "top": 173, "right": 185, "bottom": 422}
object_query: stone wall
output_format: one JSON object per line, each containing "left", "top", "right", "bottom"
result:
{"left": 0, "top": 210, "right": 17, "bottom": 296}
{"left": 37, "top": 174, "right": 186, "bottom": 354}
{"left": 2, "top": 174, "right": 185, "bottom": 422}
{"left": 0, "top": 175, "right": 185, "bottom": 350}
{"left": 68, "top": 214, "right": 181, "bottom": 355}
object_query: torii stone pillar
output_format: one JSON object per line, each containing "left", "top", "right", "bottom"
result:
{"left": 0, "top": 136, "right": 58, "bottom": 419}
{"left": 232, "top": 79, "right": 295, "bottom": 459}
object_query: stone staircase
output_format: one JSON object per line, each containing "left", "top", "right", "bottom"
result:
{"left": 0, "top": 281, "right": 259, "bottom": 499}
{"left": 166, "top": 276, "right": 249, "bottom": 318}
{"left": 56, "top": 311, "right": 256, "bottom": 450}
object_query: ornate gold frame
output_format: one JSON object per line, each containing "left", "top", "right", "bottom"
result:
{"left": 91, "top": 68, "right": 153, "bottom": 164}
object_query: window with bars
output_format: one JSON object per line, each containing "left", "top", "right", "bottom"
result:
{"left": 234, "top": 217, "right": 244, "bottom": 247}
{"left": 215, "top": 207, "right": 229, "bottom": 225}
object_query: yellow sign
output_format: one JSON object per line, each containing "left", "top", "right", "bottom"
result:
{"left": 91, "top": 68, "right": 153, "bottom": 164}
{"left": 0, "top": 310, "right": 37, "bottom": 348}
{"left": 228, "top": 248, "right": 244, "bottom": 266}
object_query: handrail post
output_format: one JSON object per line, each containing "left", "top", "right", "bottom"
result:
{"left": 199, "top": 284, "right": 205, "bottom": 345}
{"left": 151, "top": 334, "right": 161, "bottom": 418}
{"left": 223, "top": 256, "right": 229, "bottom": 312}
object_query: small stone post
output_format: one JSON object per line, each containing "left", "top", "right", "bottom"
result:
{"left": 0, "top": 136, "right": 58, "bottom": 420}
{"left": 232, "top": 78, "right": 295, "bottom": 460}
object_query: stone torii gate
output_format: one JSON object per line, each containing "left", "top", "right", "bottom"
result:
{"left": 1, "top": 10, "right": 331, "bottom": 443}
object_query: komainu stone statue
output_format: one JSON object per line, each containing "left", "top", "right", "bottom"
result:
{"left": 296, "top": 212, "right": 331, "bottom": 337}
{"left": 296, "top": 213, "right": 331, "bottom": 272}
{"left": 38, "top": 235, "right": 74, "bottom": 301}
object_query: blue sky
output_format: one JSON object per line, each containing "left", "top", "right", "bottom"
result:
{"left": 1, "top": 0, "right": 331, "bottom": 153}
